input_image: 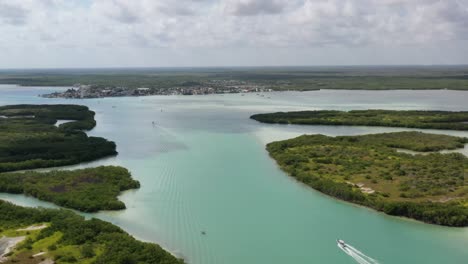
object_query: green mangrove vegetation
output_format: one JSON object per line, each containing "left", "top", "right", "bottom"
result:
{"left": 0, "top": 105, "right": 140, "bottom": 212}
{"left": 1, "top": 66, "right": 468, "bottom": 90}
{"left": 0, "top": 200, "right": 184, "bottom": 264}
{"left": 266, "top": 132, "right": 468, "bottom": 226}
{"left": 0, "top": 166, "right": 140, "bottom": 212}
{"left": 0, "top": 104, "right": 182, "bottom": 263}
{"left": 251, "top": 110, "right": 468, "bottom": 131}
{"left": 0, "top": 105, "right": 116, "bottom": 172}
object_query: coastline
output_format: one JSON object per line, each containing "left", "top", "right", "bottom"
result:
{"left": 262, "top": 132, "right": 468, "bottom": 227}
{"left": 254, "top": 131, "right": 468, "bottom": 229}
{"left": 0, "top": 104, "right": 184, "bottom": 263}
{"left": 0, "top": 194, "right": 185, "bottom": 263}
{"left": 1, "top": 86, "right": 468, "bottom": 264}
{"left": 38, "top": 87, "right": 468, "bottom": 100}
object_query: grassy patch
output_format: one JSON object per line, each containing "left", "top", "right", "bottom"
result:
{"left": 31, "top": 231, "right": 62, "bottom": 252}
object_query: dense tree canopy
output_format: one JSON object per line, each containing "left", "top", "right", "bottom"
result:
{"left": 266, "top": 132, "right": 468, "bottom": 226}
{"left": 0, "top": 105, "right": 116, "bottom": 172}
{"left": 0, "top": 200, "right": 184, "bottom": 264}
{"left": 0, "top": 105, "right": 182, "bottom": 263}
{"left": 0, "top": 166, "right": 140, "bottom": 212}
{"left": 251, "top": 110, "right": 468, "bottom": 130}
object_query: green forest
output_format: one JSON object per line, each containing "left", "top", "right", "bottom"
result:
{"left": 0, "top": 200, "right": 184, "bottom": 264}
{"left": 0, "top": 104, "right": 183, "bottom": 263}
{"left": 266, "top": 131, "right": 468, "bottom": 226}
{"left": 251, "top": 109, "right": 468, "bottom": 130}
{"left": 0, "top": 105, "right": 116, "bottom": 172}
{"left": 0, "top": 166, "right": 140, "bottom": 212}
{"left": 1, "top": 66, "right": 468, "bottom": 90}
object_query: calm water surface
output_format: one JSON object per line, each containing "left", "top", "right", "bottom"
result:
{"left": 1, "top": 85, "right": 467, "bottom": 264}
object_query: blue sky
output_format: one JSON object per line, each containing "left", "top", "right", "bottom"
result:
{"left": 1, "top": 0, "right": 468, "bottom": 68}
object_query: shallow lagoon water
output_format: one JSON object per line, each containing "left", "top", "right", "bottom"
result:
{"left": 1, "top": 85, "right": 468, "bottom": 264}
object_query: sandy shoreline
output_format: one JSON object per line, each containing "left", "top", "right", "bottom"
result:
{"left": 16, "top": 224, "right": 47, "bottom": 232}
{"left": 0, "top": 236, "right": 26, "bottom": 262}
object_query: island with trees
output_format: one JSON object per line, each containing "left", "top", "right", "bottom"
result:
{"left": 251, "top": 110, "right": 468, "bottom": 131}
{"left": 0, "top": 104, "right": 116, "bottom": 172}
{"left": 264, "top": 131, "right": 468, "bottom": 226}
{"left": 0, "top": 104, "right": 183, "bottom": 263}
{"left": 0, "top": 166, "right": 140, "bottom": 212}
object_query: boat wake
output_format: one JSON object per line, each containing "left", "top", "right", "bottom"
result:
{"left": 337, "top": 240, "right": 379, "bottom": 264}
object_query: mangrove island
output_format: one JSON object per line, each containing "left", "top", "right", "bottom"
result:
{"left": 0, "top": 166, "right": 140, "bottom": 212}
{"left": 265, "top": 131, "right": 468, "bottom": 226}
{"left": 0, "top": 104, "right": 183, "bottom": 263}
{"left": 0, "top": 104, "right": 116, "bottom": 172}
{"left": 251, "top": 110, "right": 468, "bottom": 131}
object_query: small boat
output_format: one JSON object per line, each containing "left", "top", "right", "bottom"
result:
{"left": 337, "top": 239, "right": 346, "bottom": 247}
{"left": 201, "top": 231, "right": 206, "bottom": 235}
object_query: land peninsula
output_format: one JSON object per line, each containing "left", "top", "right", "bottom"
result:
{"left": 264, "top": 131, "right": 468, "bottom": 226}
{"left": 0, "top": 104, "right": 183, "bottom": 263}
{"left": 251, "top": 110, "right": 468, "bottom": 131}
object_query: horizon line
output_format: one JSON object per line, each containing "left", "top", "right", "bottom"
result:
{"left": 1, "top": 64, "right": 468, "bottom": 71}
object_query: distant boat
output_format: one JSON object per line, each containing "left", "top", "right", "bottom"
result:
{"left": 201, "top": 231, "right": 206, "bottom": 235}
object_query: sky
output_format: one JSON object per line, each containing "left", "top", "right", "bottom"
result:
{"left": 1, "top": 0, "right": 468, "bottom": 68}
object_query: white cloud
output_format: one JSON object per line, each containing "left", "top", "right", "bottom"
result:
{"left": 0, "top": 0, "right": 467, "bottom": 67}
{"left": 0, "top": 1, "right": 29, "bottom": 25}
{"left": 224, "top": 0, "right": 286, "bottom": 16}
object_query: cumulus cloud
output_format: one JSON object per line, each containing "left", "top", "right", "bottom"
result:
{"left": 0, "top": 1, "right": 28, "bottom": 25}
{"left": 0, "top": 0, "right": 467, "bottom": 67}
{"left": 224, "top": 0, "right": 286, "bottom": 16}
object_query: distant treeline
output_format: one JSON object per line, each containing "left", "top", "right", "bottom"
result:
{"left": 2, "top": 66, "right": 468, "bottom": 90}
{"left": 251, "top": 110, "right": 468, "bottom": 131}
{"left": 0, "top": 105, "right": 116, "bottom": 172}
{"left": 0, "top": 200, "right": 184, "bottom": 263}
{"left": 266, "top": 132, "right": 468, "bottom": 227}
{"left": 0, "top": 166, "right": 140, "bottom": 212}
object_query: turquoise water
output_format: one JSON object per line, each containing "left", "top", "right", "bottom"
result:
{"left": 1, "top": 85, "right": 468, "bottom": 264}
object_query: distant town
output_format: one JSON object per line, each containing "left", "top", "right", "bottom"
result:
{"left": 41, "top": 80, "right": 274, "bottom": 99}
